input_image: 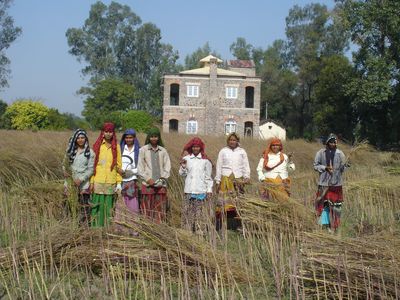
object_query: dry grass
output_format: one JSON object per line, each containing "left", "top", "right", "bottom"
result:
{"left": 0, "top": 129, "right": 399, "bottom": 299}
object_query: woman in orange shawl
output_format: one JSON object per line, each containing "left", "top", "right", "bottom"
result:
{"left": 256, "top": 138, "right": 295, "bottom": 200}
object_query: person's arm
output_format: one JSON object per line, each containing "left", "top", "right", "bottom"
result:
{"left": 285, "top": 154, "right": 295, "bottom": 172}
{"left": 62, "top": 154, "right": 71, "bottom": 178}
{"left": 338, "top": 151, "right": 348, "bottom": 172}
{"left": 162, "top": 150, "right": 171, "bottom": 179}
{"left": 313, "top": 150, "right": 326, "bottom": 173}
{"left": 205, "top": 160, "right": 213, "bottom": 193}
{"left": 79, "top": 150, "right": 95, "bottom": 182}
{"left": 242, "top": 150, "right": 251, "bottom": 180}
{"left": 116, "top": 147, "right": 122, "bottom": 184}
{"left": 179, "top": 157, "right": 188, "bottom": 177}
{"left": 137, "top": 148, "right": 151, "bottom": 182}
{"left": 214, "top": 149, "right": 223, "bottom": 184}
{"left": 256, "top": 158, "right": 266, "bottom": 182}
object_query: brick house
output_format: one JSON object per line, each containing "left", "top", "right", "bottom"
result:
{"left": 162, "top": 55, "right": 261, "bottom": 137}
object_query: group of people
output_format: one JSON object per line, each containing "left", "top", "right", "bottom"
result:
{"left": 63, "top": 123, "right": 347, "bottom": 233}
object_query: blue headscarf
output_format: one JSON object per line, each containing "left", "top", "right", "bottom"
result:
{"left": 120, "top": 128, "right": 140, "bottom": 166}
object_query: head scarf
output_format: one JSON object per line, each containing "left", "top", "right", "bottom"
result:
{"left": 263, "top": 138, "right": 285, "bottom": 170}
{"left": 325, "top": 133, "right": 337, "bottom": 167}
{"left": 145, "top": 127, "right": 164, "bottom": 147}
{"left": 120, "top": 128, "right": 140, "bottom": 166}
{"left": 92, "top": 122, "right": 118, "bottom": 175}
{"left": 66, "top": 129, "right": 90, "bottom": 164}
{"left": 226, "top": 132, "right": 240, "bottom": 148}
{"left": 181, "top": 137, "right": 209, "bottom": 159}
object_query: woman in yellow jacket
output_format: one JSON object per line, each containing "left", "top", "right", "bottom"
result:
{"left": 90, "top": 122, "right": 122, "bottom": 227}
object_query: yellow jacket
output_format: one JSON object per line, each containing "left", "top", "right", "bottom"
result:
{"left": 90, "top": 141, "right": 122, "bottom": 184}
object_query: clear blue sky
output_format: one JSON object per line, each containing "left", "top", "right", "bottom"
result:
{"left": 1, "top": 0, "right": 334, "bottom": 116}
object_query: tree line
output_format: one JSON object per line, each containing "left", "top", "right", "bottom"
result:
{"left": 0, "top": 0, "right": 399, "bottom": 148}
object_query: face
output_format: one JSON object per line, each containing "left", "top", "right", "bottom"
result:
{"left": 270, "top": 144, "right": 281, "bottom": 154}
{"left": 124, "top": 134, "right": 135, "bottom": 146}
{"left": 104, "top": 131, "right": 113, "bottom": 141}
{"left": 327, "top": 140, "right": 337, "bottom": 149}
{"left": 76, "top": 135, "right": 86, "bottom": 148}
{"left": 149, "top": 135, "right": 159, "bottom": 146}
{"left": 192, "top": 145, "right": 201, "bottom": 156}
{"left": 228, "top": 136, "right": 239, "bottom": 149}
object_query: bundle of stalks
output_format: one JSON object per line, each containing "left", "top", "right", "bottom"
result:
{"left": 295, "top": 231, "right": 400, "bottom": 299}
{"left": 238, "top": 195, "right": 316, "bottom": 234}
{"left": 0, "top": 213, "right": 249, "bottom": 286}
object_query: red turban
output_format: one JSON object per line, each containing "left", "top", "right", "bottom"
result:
{"left": 182, "top": 137, "right": 209, "bottom": 160}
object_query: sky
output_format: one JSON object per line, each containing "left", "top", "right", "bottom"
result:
{"left": 1, "top": 0, "right": 334, "bottom": 116}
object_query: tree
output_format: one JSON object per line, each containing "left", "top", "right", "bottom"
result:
{"left": 0, "top": 0, "right": 21, "bottom": 88}
{"left": 184, "top": 42, "right": 221, "bottom": 69}
{"left": 121, "top": 110, "right": 153, "bottom": 132}
{"left": 66, "top": 1, "right": 178, "bottom": 114}
{"left": 338, "top": 0, "right": 400, "bottom": 147}
{"left": 3, "top": 100, "right": 50, "bottom": 130}
{"left": 82, "top": 78, "right": 136, "bottom": 129}
{"left": 229, "top": 37, "right": 253, "bottom": 60}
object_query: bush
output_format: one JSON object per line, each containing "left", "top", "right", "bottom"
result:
{"left": 121, "top": 110, "right": 153, "bottom": 132}
{"left": 4, "top": 100, "right": 50, "bottom": 130}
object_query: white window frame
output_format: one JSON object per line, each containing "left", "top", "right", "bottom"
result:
{"left": 225, "top": 86, "right": 238, "bottom": 99}
{"left": 186, "top": 120, "right": 198, "bottom": 134}
{"left": 187, "top": 85, "right": 199, "bottom": 97}
{"left": 224, "top": 120, "right": 237, "bottom": 135}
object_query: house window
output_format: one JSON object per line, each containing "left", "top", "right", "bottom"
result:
{"left": 186, "top": 119, "right": 198, "bottom": 134}
{"left": 225, "top": 120, "right": 237, "bottom": 135}
{"left": 187, "top": 85, "right": 199, "bottom": 97}
{"left": 226, "top": 86, "right": 238, "bottom": 99}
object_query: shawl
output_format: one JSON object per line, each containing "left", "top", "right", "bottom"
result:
{"left": 65, "top": 129, "right": 91, "bottom": 164}
{"left": 120, "top": 128, "right": 140, "bottom": 166}
{"left": 92, "top": 122, "right": 117, "bottom": 175}
{"left": 263, "top": 138, "right": 285, "bottom": 170}
{"left": 144, "top": 127, "right": 164, "bottom": 147}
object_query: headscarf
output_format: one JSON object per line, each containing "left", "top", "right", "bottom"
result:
{"left": 145, "top": 127, "right": 164, "bottom": 147}
{"left": 181, "top": 137, "right": 209, "bottom": 160}
{"left": 92, "top": 122, "right": 118, "bottom": 175}
{"left": 325, "top": 133, "right": 337, "bottom": 167}
{"left": 263, "top": 138, "right": 285, "bottom": 170}
{"left": 66, "top": 129, "right": 90, "bottom": 164}
{"left": 120, "top": 128, "right": 140, "bottom": 166}
{"left": 226, "top": 132, "right": 240, "bottom": 147}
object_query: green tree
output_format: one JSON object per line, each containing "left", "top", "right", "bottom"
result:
{"left": 184, "top": 42, "right": 221, "bottom": 69}
{"left": 66, "top": 1, "right": 178, "bottom": 113}
{"left": 0, "top": 0, "right": 22, "bottom": 88}
{"left": 121, "top": 110, "right": 153, "bottom": 132}
{"left": 338, "top": 0, "right": 400, "bottom": 147}
{"left": 4, "top": 100, "right": 50, "bottom": 130}
{"left": 229, "top": 37, "right": 253, "bottom": 60}
{"left": 82, "top": 78, "right": 136, "bottom": 129}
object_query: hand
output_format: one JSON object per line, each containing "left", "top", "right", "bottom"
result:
{"left": 325, "top": 166, "right": 333, "bottom": 174}
{"left": 180, "top": 159, "right": 187, "bottom": 167}
{"left": 73, "top": 178, "right": 81, "bottom": 187}
{"left": 89, "top": 183, "right": 94, "bottom": 193}
{"left": 147, "top": 178, "right": 155, "bottom": 186}
{"left": 115, "top": 183, "right": 122, "bottom": 193}
{"left": 288, "top": 152, "right": 294, "bottom": 161}
{"left": 215, "top": 182, "right": 220, "bottom": 193}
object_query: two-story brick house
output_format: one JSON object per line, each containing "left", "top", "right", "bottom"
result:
{"left": 162, "top": 55, "right": 261, "bottom": 137}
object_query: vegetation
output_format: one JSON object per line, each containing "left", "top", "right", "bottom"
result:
{"left": 0, "top": 130, "right": 399, "bottom": 298}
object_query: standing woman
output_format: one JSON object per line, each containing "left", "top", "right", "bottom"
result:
{"left": 137, "top": 128, "right": 171, "bottom": 223}
{"left": 63, "top": 129, "right": 95, "bottom": 225}
{"left": 214, "top": 132, "right": 250, "bottom": 231}
{"left": 179, "top": 137, "right": 213, "bottom": 234}
{"left": 257, "top": 138, "right": 295, "bottom": 200}
{"left": 90, "top": 122, "right": 122, "bottom": 227}
{"left": 119, "top": 128, "right": 140, "bottom": 214}
{"left": 314, "top": 133, "right": 347, "bottom": 231}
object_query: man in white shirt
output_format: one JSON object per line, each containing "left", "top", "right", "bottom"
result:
{"left": 179, "top": 137, "right": 213, "bottom": 234}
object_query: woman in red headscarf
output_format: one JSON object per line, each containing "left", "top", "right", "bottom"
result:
{"left": 90, "top": 122, "right": 122, "bottom": 227}
{"left": 179, "top": 137, "right": 213, "bottom": 234}
{"left": 256, "top": 138, "right": 295, "bottom": 200}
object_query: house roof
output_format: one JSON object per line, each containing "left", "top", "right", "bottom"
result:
{"left": 200, "top": 55, "right": 223, "bottom": 64}
{"left": 179, "top": 66, "right": 246, "bottom": 77}
{"left": 227, "top": 60, "right": 255, "bottom": 68}
{"left": 259, "top": 119, "right": 286, "bottom": 128}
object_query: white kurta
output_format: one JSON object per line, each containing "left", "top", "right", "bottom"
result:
{"left": 179, "top": 154, "right": 213, "bottom": 194}
{"left": 214, "top": 146, "right": 251, "bottom": 183}
{"left": 256, "top": 152, "right": 295, "bottom": 181}
{"left": 121, "top": 145, "right": 138, "bottom": 182}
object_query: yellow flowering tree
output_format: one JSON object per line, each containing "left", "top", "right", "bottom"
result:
{"left": 4, "top": 100, "right": 50, "bottom": 130}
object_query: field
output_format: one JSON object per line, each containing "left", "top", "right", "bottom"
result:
{"left": 0, "top": 130, "right": 399, "bottom": 299}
